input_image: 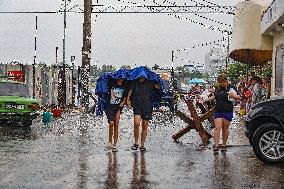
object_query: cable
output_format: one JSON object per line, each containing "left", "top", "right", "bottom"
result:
{"left": 160, "top": 0, "right": 233, "bottom": 27}
{"left": 175, "top": 38, "right": 226, "bottom": 52}
{"left": 174, "top": 56, "right": 203, "bottom": 66}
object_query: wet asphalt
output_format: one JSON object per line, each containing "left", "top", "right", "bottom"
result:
{"left": 0, "top": 104, "right": 284, "bottom": 189}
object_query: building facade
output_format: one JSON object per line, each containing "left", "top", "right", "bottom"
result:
{"left": 261, "top": 0, "right": 284, "bottom": 96}
{"left": 204, "top": 47, "right": 226, "bottom": 74}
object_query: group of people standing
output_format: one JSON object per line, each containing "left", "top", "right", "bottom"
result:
{"left": 104, "top": 76, "right": 160, "bottom": 152}
{"left": 238, "top": 73, "right": 271, "bottom": 116}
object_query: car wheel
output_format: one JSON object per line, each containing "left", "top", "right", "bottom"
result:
{"left": 22, "top": 120, "right": 33, "bottom": 127}
{"left": 252, "top": 123, "right": 284, "bottom": 164}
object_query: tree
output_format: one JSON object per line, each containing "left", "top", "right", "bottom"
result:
{"left": 190, "top": 70, "right": 202, "bottom": 79}
{"left": 101, "top": 64, "right": 117, "bottom": 73}
{"left": 175, "top": 66, "right": 191, "bottom": 82}
{"left": 120, "top": 65, "right": 132, "bottom": 70}
{"left": 90, "top": 65, "right": 101, "bottom": 82}
{"left": 219, "top": 62, "right": 246, "bottom": 82}
{"left": 202, "top": 72, "right": 210, "bottom": 81}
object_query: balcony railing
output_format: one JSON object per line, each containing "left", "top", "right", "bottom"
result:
{"left": 261, "top": 0, "right": 284, "bottom": 34}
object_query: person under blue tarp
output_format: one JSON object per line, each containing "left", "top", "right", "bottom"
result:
{"left": 95, "top": 66, "right": 164, "bottom": 152}
{"left": 95, "top": 66, "right": 164, "bottom": 116}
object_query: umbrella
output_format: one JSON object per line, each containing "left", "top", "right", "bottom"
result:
{"left": 188, "top": 78, "right": 206, "bottom": 84}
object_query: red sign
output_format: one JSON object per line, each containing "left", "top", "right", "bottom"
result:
{"left": 7, "top": 70, "right": 25, "bottom": 82}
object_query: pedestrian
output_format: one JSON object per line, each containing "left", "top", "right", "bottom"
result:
{"left": 127, "top": 77, "right": 161, "bottom": 151}
{"left": 264, "top": 77, "right": 271, "bottom": 100}
{"left": 203, "top": 74, "right": 241, "bottom": 152}
{"left": 105, "top": 78, "right": 128, "bottom": 152}
{"left": 250, "top": 76, "right": 261, "bottom": 106}
{"left": 52, "top": 105, "right": 62, "bottom": 118}
{"left": 238, "top": 81, "right": 247, "bottom": 116}
{"left": 42, "top": 107, "right": 52, "bottom": 126}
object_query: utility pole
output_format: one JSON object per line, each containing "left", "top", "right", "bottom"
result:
{"left": 33, "top": 15, "right": 37, "bottom": 99}
{"left": 58, "top": 0, "right": 67, "bottom": 107}
{"left": 62, "top": 0, "right": 67, "bottom": 106}
{"left": 81, "top": 0, "right": 92, "bottom": 109}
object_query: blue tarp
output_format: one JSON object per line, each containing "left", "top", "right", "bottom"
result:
{"left": 95, "top": 66, "right": 164, "bottom": 116}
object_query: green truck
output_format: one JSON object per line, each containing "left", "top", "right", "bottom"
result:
{"left": 0, "top": 79, "right": 40, "bottom": 127}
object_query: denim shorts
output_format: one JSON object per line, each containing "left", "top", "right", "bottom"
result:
{"left": 214, "top": 112, "right": 233, "bottom": 122}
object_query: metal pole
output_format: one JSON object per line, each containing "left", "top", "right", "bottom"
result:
{"left": 171, "top": 50, "right": 174, "bottom": 68}
{"left": 71, "top": 56, "right": 76, "bottom": 107}
{"left": 226, "top": 31, "right": 230, "bottom": 68}
{"left": 33, "top": 15, "right": 37, "bottom": 99}
{"left": 61, "top": 0, "right": 67, "bottom": 107}
{"left": 56, "top": 47, "right": 58, "bottom": 65}
{"left": 77, "top": 66, "right": 81, "bottom": 106}
{"left": 63, "top": 0, "right": 67, "bottom": 64}
{"left": 81, "top": 0, "right": 92, "bottom": 109}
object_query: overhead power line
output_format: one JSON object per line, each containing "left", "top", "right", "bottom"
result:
{"left": 152, "top": 0, "right": 232, "bottom": 27}
{"left": 175, "top": 38, "right": 227, "bottom": 52}
{"left": 0, "top": 11, "right": 59, "bottom": 14}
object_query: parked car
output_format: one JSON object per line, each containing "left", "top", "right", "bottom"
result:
{"left": 0, "top": 79, "right": 40, "bottom": 127}
{"left": 245, "top": 96, "right": 284, "bottom": 164}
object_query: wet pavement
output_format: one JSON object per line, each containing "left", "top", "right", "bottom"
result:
{"left": 1, "top": 103, "right": 284, "bottom": 189}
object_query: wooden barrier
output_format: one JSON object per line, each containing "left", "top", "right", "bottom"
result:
{"left": 172, "top": 99, "right": 215, "bottom": 145}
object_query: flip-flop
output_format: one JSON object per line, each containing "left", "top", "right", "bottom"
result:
{"left": 140, "top": 146, "right": 146, "bottom": 152}
{"left": 131, "top": 144, "right": 139, "bottom": 150}
{"left": 220, "top": 145, "right": 227, "bottom": 152}
{"left": 212, "top": 145, "right": 219, "bottom": 152}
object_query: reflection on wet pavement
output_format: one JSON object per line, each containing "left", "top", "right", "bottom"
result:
{"left": 0, "top": 106, "right": 284, "bottom": 189}
{"left": 105, "top": 152, "right": 118, "bottom": 189}
{"left": 130, "top": 152, "right": 149, "bottom": 189}
{"left": 77, "top": 114, "right": 89, "bottom": 189}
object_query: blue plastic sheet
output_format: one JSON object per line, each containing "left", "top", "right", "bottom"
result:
{"left": 95, "top": 66, "right": 164, "bottom": 115}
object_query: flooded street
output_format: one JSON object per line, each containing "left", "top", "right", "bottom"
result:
{"left": 1, "top": 106, "right": 284, "bottom": 189}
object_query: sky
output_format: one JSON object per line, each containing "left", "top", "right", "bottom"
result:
{"left": 0, "top": 0, "right": 243, "bottom": 68}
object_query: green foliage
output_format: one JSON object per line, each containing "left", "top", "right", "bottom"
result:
{"left": 120, "top": 65, "right": 132, "bottom": 70}
{"left": 191, "top": 70, "right": 202, "bottom": 79}
{"left": 89, "top": 64, "right": 117, "bottom": 83}
{"left": 101, "top": 64, "right": 117, "bottom": 73}
{"left": 218, "top": 61, "right": 272, "bottom": 83}
{"left": 202, "top": 72, "right": 210, "bottom": 81}
{"left": 175, "top": 66, "right": 191, "bottom": 81}
{"left": 219, "top": 62, "right": 246, "bottom": 82}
